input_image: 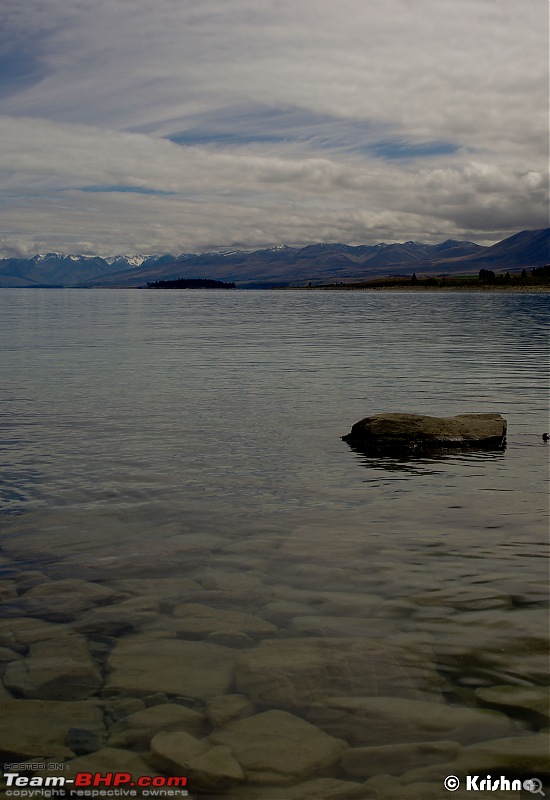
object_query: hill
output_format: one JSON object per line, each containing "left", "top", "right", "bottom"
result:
{"left": 0, "top": 229, "right": 547, "bottom": 288}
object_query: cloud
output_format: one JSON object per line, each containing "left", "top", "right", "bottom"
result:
{"left": 0, "top": 0, "right": 547, "bottom": 255}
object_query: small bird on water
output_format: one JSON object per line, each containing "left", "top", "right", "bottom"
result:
{"left": 543, "top": 433, "right": 549, "bottom": 441}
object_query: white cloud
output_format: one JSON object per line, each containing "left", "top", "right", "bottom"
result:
{"left": 0, "top": 0, "right": 547, "bottom": 255}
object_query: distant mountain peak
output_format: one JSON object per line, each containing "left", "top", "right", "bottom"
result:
{"left": 1, "top": 228, "right": 547, "bottom": 288}
{"left": 34, "top": 252, "right": 64, "bottom": 262}
{"left": 105, "top": 254, "right": 153, "bottom": 268}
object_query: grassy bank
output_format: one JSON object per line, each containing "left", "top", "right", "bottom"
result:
{"left": 316, "top": 283, "right": 550, "bottom": 292}
{"left": 299, "top": 268, "right": 550, "bottom": 291}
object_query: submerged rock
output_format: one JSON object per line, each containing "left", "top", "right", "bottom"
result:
{"left": 340, "top": 740, "right": 460, "bottom": 779}
{"left": 74, "top": 597, "right": 159, "bottom": 636}
{"left": 0, "top": 699, "right": 104, "bottom": 760}
{"left": 400, "top": 733, "right": 550, "bottom": 784}
{"left": 206, "top": 694, "right": 255, "bottom": 728}
{"left": 105, "top": 635, "right": 237, "bottom": 699}
{"left": 475, "top": 685, "right": 550, "bottom": 724}
{"left": 0, "top": 617, "right": 69, "bottom": 652}
{"left": 259, "top": 777, "right": 369, "bottom": 799}
{"left": 0, "top": 580, "right": 17, "bottom": 602}
{"left": 38, "top": 747, "right": 162, "bottom": 784}
{"left": 0, "top": 646, "right": 21, "bottom": 663}
{"left": 235, "top": 637, "right": 442, "bottom": 711}
{"left": 66, "top": 727, "right": 102, "bottom": 756}
{"left": 108, "top": 702, "right": 206, "bottom": 748}
{"left": 0, "top": 681, "right": 14, "bottom": 701}
{"left": 342, "top": 413, "right": 507, "bottom": 452}
{"left": 12, "top": 579, "right": 122, "bottom": 623}
{"left": 172, "top": 603, "right": 277, "bottom": 639}
{"left": 307, "top": 696, "right": 515, "bottom": 747}
{"left": 150, "top": 730, "right": 244, "bottom": 791}
{"left": 412, "top": 586, "right": 512, "bottom": 611}
{"left": 3, "top": 635, "right": 102, "bottom": 700}
{"left": 208, "top": 709, "right": 346, "bottom": 784}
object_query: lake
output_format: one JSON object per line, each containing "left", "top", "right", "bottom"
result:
{"left": 0, "top": 289, "right": 548, "bottom": 799}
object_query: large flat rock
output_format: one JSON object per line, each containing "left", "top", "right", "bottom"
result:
{"left": 0, "top": 618, "right": 70, "bottom": 651}
{"left": 343, "top": 413, "right": 507, "bottom": 452}
{"left": 105, "top": 635, "right": 237, "bottom": 699}
{"left": 475, "top": 685, "right": 550, "bottom": 724}
{"left": 235, "top": 638, "right": 442, "bottom": 711}
{"left": 172, "top": 603, "right": 277, "bottom": 639}
{"left": 340, "top": 740, "right": 461, "bottom": 779}
{"left": 307, "top": 696, "right": 516, "bottom": 747}
{"left": 208, "top": 710, "right": 346, "bottom": 784}
{"left": 3, "top": 635, "right": 102, "bottom": 700}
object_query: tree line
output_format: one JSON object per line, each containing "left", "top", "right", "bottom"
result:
{"left": 478, "top": 265, "right": 550, "bottom": 284}
{"left": 146, "top": 278, "right": 236, "bottom": 289}
{"left": 317, "top": 265, "right": 550, "bottom": 290}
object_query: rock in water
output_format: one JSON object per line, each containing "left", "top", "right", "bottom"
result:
{"left": 342, "top": 413, "right": 506, "bottom": 452}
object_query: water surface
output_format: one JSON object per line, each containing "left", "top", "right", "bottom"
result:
{"left": 0, "top": 289, "right": 548, "bottom": 797}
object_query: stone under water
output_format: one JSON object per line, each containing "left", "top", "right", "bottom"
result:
{"left": 342, "top": 412, "right": 507, "bottom": 452}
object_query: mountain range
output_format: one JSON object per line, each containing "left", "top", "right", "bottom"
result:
{"left": 0, "top": 228, "right": 547, "bottom": 288}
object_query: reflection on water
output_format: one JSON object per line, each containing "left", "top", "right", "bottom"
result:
{"left": 0, "top": 290, "right": 548, "bottom": 798}
{"left": 347, "top": 445, "right": 507, "bottom": 476}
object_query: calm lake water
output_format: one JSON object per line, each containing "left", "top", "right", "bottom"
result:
{"left": 0, "top": 289, "right": 548, "bottom": 798}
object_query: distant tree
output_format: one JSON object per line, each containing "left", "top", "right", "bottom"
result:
{"left": 504, "top": 272, "right": 511, "bottom": 281}
{"left": 479, "top": 269, "right": 496, "bottom": 283}
{"left": 411, "top": 273, "right": 418, "bottom": 284}
{"left": 520, "top": 269, "right": 527, "bottom": 280}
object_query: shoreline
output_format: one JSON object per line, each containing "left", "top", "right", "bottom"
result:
{"left": 302, "top": 284, "right": 550, "bottom": 293}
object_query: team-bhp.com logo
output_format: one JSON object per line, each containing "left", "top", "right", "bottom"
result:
{"left": 444, "top": 775, "right": 545, "bottom": 795}
{"left": 3, "top": 772, "right": 188, "bottom": 796}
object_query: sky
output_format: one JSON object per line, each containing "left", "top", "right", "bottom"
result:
{"left": 0, "top": 0, "right": 548, "bottom": 257}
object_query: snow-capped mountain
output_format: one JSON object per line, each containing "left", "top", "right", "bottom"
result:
{"left": 104, "top": 255, "right": 152, "bottom": 268}
{"left": 0, "top": 253, "right": 119, "bottom": 286}
{"left": 0, "top": 229, "right": 547, "bottom": 288}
